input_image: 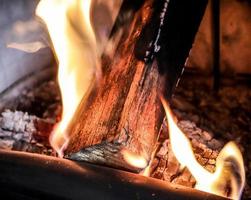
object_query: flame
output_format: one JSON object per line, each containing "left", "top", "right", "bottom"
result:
{"left": 160, "top": 97, "right": 245, "bottom": 200}
{"left": 36, "top": 0, "right": 98, "bottom": 157}
{"left": 122, "top": 149, "right": 148, "bottom": 169}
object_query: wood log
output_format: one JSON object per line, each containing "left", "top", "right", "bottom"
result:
{"left": 65, "top": 0, "right": 208, "bottom": 171}
{"left": 65, "top": 0, "right": 166, "bottom": 169}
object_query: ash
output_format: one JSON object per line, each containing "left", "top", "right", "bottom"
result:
{"left": 0, "top": 80, "right": 61, "bottom": 156}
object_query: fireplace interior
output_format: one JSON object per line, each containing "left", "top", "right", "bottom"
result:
{"left": 0, "top": 0, "right": 250, "bottom": 199}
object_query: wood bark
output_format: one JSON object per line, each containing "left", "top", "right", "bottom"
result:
{"left": 65, "top": 0, "right": 166, "bottom": 170}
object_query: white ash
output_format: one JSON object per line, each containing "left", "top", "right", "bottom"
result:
{"left": 0, "top": 139, "right": 15, "bottom": 150}
{"left": 0, "top": 130, "right": 12, "bottom": 137}
{"left": 0, "top": 110, "right": 37, "bottom": 133}
{"left": 13, "top": 133, "right": 23, "bottom": 141}
{"left": 0, "top": 110, "right": 36, "bottom": 147}
{"left": 0, "top": 110, "right": 53, "bottom": 154}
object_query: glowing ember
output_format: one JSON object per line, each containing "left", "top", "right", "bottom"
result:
{"left": 122, "top": 149, "right": 148, "bottom": 169}
{"left": 36, "top": 0, "right": 98, "bottom": 157}
{"left": 160, "top": 97, "right": 245, "bottom": 200}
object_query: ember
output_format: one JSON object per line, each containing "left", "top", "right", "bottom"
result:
{"left": 161, "top": 97, "right": 245, "bottom": 200}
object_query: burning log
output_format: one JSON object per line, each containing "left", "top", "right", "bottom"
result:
{"left": 65, "top": 0, "right": 165, "bottom": 169}
{"left": 65, "top": 0, "right": 208, "bottom": 171}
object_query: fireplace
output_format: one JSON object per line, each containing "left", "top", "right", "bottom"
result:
{"left": 0, "top": 0, "right": 250, "bottom": 199}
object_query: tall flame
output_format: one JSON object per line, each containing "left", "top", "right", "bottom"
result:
{"left": 36, "top": 0, "right": 98, "bottom": 157}
{"left": 161, "top": 97, "right": 245, "bottom": 200}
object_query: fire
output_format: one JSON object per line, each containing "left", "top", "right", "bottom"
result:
{"left": 36, "top": 0, "right": 100, "bottom": 157}
{"left": 161, "top": 97, "right": 245, "bottom": 200}
{"left": 35, "top": 1, "right": 246, "bottom": 197}
{"left": 122, "top": 149, "right": 148, "bottom": 169}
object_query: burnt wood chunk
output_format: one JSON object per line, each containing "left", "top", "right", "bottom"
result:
{"left": 66, "top": 141, "right": 145, "bottom": 172}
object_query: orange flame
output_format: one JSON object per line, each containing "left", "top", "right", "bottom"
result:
{"left": 122, "top": 149, "right": 148, "bottom": 169}
{"left": 36, "top": 0, "right": 98, "bottom": 157}
{"left": 160, "top": 97, "right": 245, "bottom": 200}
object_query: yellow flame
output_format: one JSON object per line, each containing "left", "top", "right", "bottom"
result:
{"left": 36, "top": 0, "right": 98, "bottom": 157}
{"left": 122, "top": 149, "right": 148, "bottom": 169}
{"left": 160, "top": 97, "right": 245, "bottom": 200}
{"left": 140, "top": 165, "right": 151, "bottom": 177}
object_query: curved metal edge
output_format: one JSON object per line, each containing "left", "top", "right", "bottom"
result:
{"left": 0, "top": 150, "right": 229, "bottom": 200}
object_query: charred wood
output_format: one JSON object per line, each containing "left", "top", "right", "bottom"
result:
{"left": 134, "top": 0, "right": 208, "bottom": 98}
{"left": 66, "top": 141, "right": 144, "bottom": 172}
{"left": 65, "top": 0, "right": 166, "bottom": 170}
{"left": 65, "top": 0, "right": 209, "bottom": 172}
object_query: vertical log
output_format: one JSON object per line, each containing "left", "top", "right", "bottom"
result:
{"left": 65, "top": 0, "right": 208, "bottom": 171}
{"left": 66, "top": 0, "right": 165, "bottom": 169}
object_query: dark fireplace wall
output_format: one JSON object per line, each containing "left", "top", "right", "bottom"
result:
{"left": 0, "top": 0, "right": 53, "bottom": 94}
{"left": 187, "top": 0, "right": 251, "bottom": 75}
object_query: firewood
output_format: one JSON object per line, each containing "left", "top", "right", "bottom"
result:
{"left": 65, "top": 0, "right": 208, "bottom": 172}
{"left": 65, "top": 0, "right": 166, "bottom": 169}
